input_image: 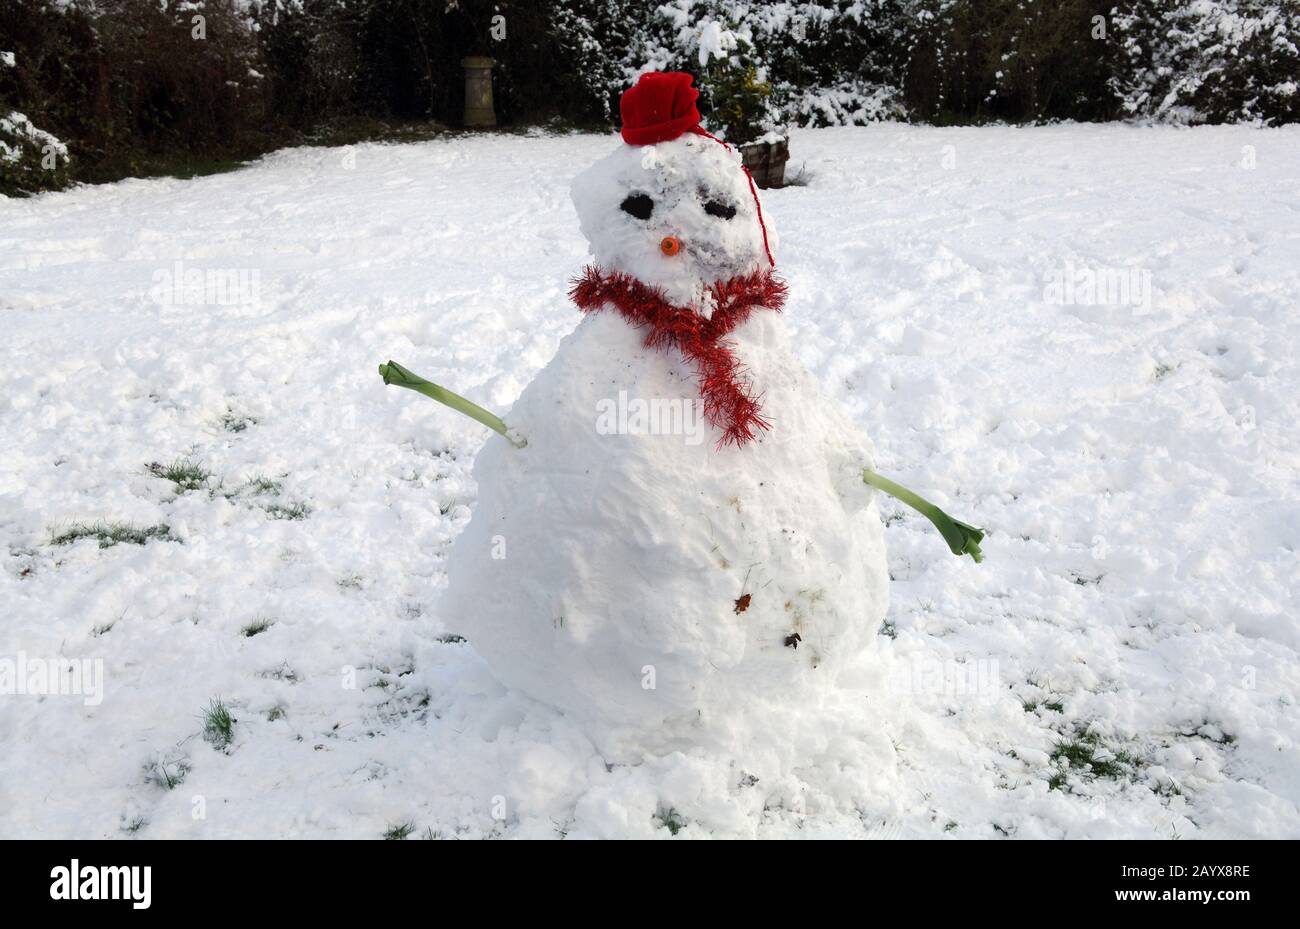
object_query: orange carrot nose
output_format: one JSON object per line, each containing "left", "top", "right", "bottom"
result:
{"left": 660, "top": 235, "right": 681, "bottom": 257}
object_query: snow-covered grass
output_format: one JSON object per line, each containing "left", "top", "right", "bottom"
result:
{"left": 2, "top": 124, "right": 1298, "bottom": 839}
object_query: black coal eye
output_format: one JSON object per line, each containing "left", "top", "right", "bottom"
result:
{"left": 620, "top": 194, "right": 654, "bottom": 220}
{"left": 704, "top": 200, "right": 736, "bottom": 220}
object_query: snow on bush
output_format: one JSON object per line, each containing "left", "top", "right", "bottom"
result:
{"left": 167, "top": 1, "right": 1300, "bottom": 129}
{"left": 1, "top": 51, "right": 70, "bottom": 191}
{"left": 1, "top": 49, "right": 67, "bottom": 173}
{"left": 785, "top": 80, "right": 906, "bottom": 126}
{"left": 550, "top": 0, "right": 1300, "bottom": 129}
{"left": 551, "top": 0, "right": 907, "bottom": 132}
{"left": 0, "top": 109, "right": 67, "bottom": 162}
{"left": 1111, "top": 0, "right": 1300, "bottom": 125}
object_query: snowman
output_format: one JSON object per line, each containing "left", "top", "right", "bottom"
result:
{"left": 382, "top": 72, "right": 981, "bottom": 750}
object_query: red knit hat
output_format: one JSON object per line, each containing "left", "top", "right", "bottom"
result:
{"left": 620, "top": 72, "right": 701, "bottom": 145}
{"left": 617, "top": 71, "right": 775, "bottom": 268}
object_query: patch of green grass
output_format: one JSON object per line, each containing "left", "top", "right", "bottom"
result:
{"left": 943, "top": 821, "right": 958, "bottom": 833}
{"left": 245, "top": 475, "right": 282, "bottom": 496}
{"left": 383, "top": 821, "right": 416, "bottom": 840}
{"left": 266, "top": 705, "right": 286, "bottom": 722}
{"left": 240, "top": 618, "right": 273, "bottom": 637}
{"left": 145, "top": 757, "right": 189, "bottom": 790}
{"left": 1048, "top": 730, "right": 1137, "bottom": 790}
{"left": 265, "top": 501, "right": 311, "bottom": 521}
{"left": 1153, "top": 780, "right": 1183, "bottom": 798}
{"left": 123, "top": 815, "right": 147, "bottom": 834}
{"left": 655, "top": 807, "right": 687, "bottom": 836}
{"left": 148, "top": 458, "right": 211, "bottom": 493}
{"left": 51, "top": 522, "right": 174, "bottom": 548}
{"left": 1022, "top": 697, "right": 1065, "bottom": 714}
{"left": 879, "top": 619, "right": 898, "bottom": 639}
{"left": 221, "top": 411, "right": 257, "bottom": 433}
{"left": 230, "top": 474, "right": 310, "bottom": 521}
{"left": 201, "top": 697, "right": 235, "bottom": 751}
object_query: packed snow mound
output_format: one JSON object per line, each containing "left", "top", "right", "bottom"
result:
{"left": 441, "top": 307, "right": 889, "bottom": 750}
{"left": 571, "top": 134, "right": 776, "bottom": 306}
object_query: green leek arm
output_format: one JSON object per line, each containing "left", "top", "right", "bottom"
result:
{"left": 378, "top": 360, "right": 527, "bottom": 449}
{"left": 863, "top": 468, "right": 984, "bottom": 563}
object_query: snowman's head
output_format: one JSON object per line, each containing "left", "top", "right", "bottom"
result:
{"left": 571, "top": 72, "right": 777, "bottom": 306}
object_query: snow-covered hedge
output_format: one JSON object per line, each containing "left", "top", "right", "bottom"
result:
{"left": 4, "top": 0, "right": 1299, "bottom": 194}
{"left": 551, "top": 0, "right": 1300, "bottom": 129}
{"left": 1112, "top": 0, "right": 1300, "bottom": 125}
{"left": 1, "top": 108, "right": 70, "bottom": 176}
{"left": 551, "top": 0, "right": 908, "bottom": 133}
{"left": 2, "top": 0, "right": 268, "bottom": 194}
{"left": 1, "top": 50, "right": 71, "bottom": 194}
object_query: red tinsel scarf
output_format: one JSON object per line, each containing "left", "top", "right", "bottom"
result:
{"left": 569, "top": 266, "right": 788, "bottom": 447}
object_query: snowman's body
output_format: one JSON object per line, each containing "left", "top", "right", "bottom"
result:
{"left": 441, "top": 123, "right": 889, "bottom": 740}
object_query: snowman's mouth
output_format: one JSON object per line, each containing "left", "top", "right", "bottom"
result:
{"left": 672, "top": 237, "right": 744, "bottom": 276}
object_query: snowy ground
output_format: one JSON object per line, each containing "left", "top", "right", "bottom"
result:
{"left": 2, "top": 124, "right": 1298, "bottom": 839}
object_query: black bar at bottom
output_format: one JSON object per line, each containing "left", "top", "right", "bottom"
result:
{"left": 4, "top": 838, "right": 1289, "bottom": 914}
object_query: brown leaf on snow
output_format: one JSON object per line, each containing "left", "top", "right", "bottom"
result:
{"left": 733, "top": 593, "right": 751, "bottom": 614}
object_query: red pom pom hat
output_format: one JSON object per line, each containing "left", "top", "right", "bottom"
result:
{"left": 618, "top": 71, "right": 775, "bottom": 268}
{"left": 620, "top": 72, "right": 703, "bottom": 145}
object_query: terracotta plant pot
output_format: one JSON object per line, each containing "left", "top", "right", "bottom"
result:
{"left": 739, "top": 137, "right": 789, "bottom": 189}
